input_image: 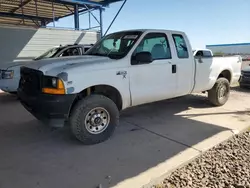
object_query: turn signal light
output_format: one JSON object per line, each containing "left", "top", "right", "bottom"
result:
{"left": 42, "top": 79, "right": 65, "bottom": 95}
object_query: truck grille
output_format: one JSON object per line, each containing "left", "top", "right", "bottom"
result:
{"left": 19, "top": 67, "right": 43, "bottom": 95}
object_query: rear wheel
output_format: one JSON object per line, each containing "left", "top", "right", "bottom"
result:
{"left": 69, "top": 94, "right": 119, "bottom": 145}
{"left": 208, "top": 78, "right": 230, "bottom": 106}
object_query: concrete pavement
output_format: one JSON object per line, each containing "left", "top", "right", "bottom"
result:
{"left": 0, "top": 87, "right": 250, "bottom": 188}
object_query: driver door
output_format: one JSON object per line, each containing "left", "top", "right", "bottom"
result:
{"left": 129, "top": 32, "right": 177, "bottom": 106}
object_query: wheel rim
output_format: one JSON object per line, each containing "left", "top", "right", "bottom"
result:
{"left": 84, "top": 107, "right": 110, "bottom": 134}
{"left": 218, "top": 84, "right": 228, "bottom": 99}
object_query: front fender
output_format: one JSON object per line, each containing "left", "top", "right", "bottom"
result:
{"left": 62, "top": 69, "right": 131, "bottom": 110}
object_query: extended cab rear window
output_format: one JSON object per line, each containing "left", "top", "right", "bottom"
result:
{"left": 172, "top": 34, "right": 189, "bottom": 59}
{"left": 203, "top": 50, "right": 213, "bottom": 57}
{"left": 195, "top": 50, "right": 213, "bottom": 58}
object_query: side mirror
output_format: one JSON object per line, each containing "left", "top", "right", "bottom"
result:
{"left": 195, "top": 55, "right": 203, "bottom": 63}
{"left": 132, "top": 52, "right": 153, "bottom": 65}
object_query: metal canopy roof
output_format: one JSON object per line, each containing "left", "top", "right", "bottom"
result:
{"left": 0, "top": 0, "right": 123, "bottom": 27}
{"left": 60, "top": 0, "right": 123, "bottom": 6}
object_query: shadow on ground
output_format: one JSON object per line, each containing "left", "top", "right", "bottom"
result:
{"left": 0, "top": 94, "right": 231, "bottom": 188}
{"left": 0, "top": 93, "right": 18, "bottom": 104}
{"left": 231, "top": 86, "right": 250, "bottom": 93}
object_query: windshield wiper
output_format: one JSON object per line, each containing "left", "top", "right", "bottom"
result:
{"left": 89, "top": 52, "right": 115, "bottom": 58}
{"left": 88, "top": 51, "right": 122, "bottom": 59}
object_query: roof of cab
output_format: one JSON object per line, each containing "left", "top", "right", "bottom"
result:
{"left": 109, "top": 29, "right": 185, "bottom": 34}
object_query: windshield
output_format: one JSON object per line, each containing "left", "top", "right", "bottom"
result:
{"left": 34, "top": 47, "right": 61, "bottom": 60}
{"left": 86, "top": 31, "right": 143, "bottom": 59}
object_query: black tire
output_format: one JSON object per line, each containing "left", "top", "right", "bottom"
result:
{"left": 8, "top": 91, "right": 20, "bottom": 100}
{"left": 239, "top": 83, "right": 247, "bottom": 89}
{"left": 8, "top": 92, "right": 17, "bottom": 95}
{"left": 208, "top": 77, "right": 230, "bottom": 106}
{"left": 69, "top": 94, "right": 119, "bottom": 145}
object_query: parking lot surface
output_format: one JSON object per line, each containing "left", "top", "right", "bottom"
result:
{"left": 0, "top": 87, "right": 250, "bottom": 188}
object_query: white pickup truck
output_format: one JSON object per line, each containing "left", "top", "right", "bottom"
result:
{"left": 17, "top": 29, "right": 242, "bottom": 145}
{"left": 0, "top": 44, "right": 93, "bottom": 94}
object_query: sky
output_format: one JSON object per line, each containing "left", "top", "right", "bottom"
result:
{"left": 49, "top": 0, "right": 250, "bottom": 48}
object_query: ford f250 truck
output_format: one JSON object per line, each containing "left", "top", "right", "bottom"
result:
{"left": 17, "top": 29, "right": 242, "bottom": 145}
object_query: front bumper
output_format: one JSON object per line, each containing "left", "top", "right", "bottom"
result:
{"left": 18, "top": 88, "right": 77, "bottom": 127}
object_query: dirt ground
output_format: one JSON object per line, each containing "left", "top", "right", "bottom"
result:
{"left": 0, "top": 86, "right": 250, "bottom": 188}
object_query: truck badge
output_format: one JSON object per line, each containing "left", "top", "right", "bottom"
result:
{"left": 116, "top": 71, "right": 127, "bottom": 79}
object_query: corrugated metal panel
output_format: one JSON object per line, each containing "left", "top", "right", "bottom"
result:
{"left": 0, "top": 26, "right": 37, "bottom": 64}
{"left": 0, "top": 25, "right": 99, "bottom": 64}
{"left": 17, "top": 28, "right": 99, "bottom": 57}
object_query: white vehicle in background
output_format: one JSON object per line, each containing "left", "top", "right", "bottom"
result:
{"left": 0, "top": 44, "right": 93, "bottom": 94}
{"left": 17, "top": 29, "right": 242, "bottom": 145}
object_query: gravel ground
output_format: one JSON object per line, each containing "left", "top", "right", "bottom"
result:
{"left": 154, "top": 130, "right": 250, "bottom": 188}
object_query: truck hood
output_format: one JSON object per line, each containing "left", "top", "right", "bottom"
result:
{"left": 0, "top": 60, "right": 34, "bottom": 70}
{"left": 25, "top": 55, "right": 114, "bottom": 75}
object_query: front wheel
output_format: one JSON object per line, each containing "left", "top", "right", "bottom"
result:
{"left": 69, "top": 94, "right": 119, "bottom": 145}
{"left": 208, "top": 77, "right": 230, "bottom": 106}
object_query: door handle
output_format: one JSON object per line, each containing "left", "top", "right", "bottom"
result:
{"left": 168, "top": 61, "right": 172, "bottom": 64}
{"left": 172, "top": 65, "right": 177, "bottom": 73}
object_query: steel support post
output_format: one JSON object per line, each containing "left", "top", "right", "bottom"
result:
{"left": 103, "top": 0, "right": 127, "bottom": 36}
{"left": 41, "top": 20, "right": 46, "bottom": 27}
{"left": 74, "top": 4, "right": 80, "bottom": 30}
{"left": 99, "top": 7, "right": 103, "bottom": 38}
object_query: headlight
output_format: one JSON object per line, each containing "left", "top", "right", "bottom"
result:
{"left": 1, "top": 70, "right": 14, "bottom": 79}
{"left": 43, "top": 76, "right": 58, "bottom": 88}
{"left": 42, "top": 76, "right": 65, "bottom": 95}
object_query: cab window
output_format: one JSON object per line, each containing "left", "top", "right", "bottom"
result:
{"left": 203, "top": 50, "right": 212, "bottom": 57}
{"left": 83, "top": 47, "right": 91, "bottom": 53}
{"left": 132, "top": 32, "right": 172, "bottom": 63}
{"left": 172, "top": 34, "right": 189, "bottom": 58}
{"left": 103, "top": 39, "right": 121, "bottom": 52}
{"left": 195, "top": 50, "right": 204, "bottom": 57}
{"left": 86, "top": 31, "right": 142, "bottom": 59}
{"left": 195, "top": 50, "right": 212, "bottom": 58}
{"left": 60, "top": 47, "right": 82, "bottom": 57}
{"left": 102, "top": 38, "right": 136, "bottom": 54}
